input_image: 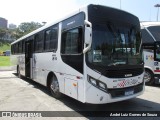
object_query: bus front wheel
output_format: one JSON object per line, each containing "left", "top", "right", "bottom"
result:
{"left": 49, "top": 77, "right": 62, "bottom": 99}
{"left": 144, "top": 69, "right": 154, "bottom": 85}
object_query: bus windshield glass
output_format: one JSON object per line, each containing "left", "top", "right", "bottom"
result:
{"left": 156, "top": 43, "right": 160, "bottom": 60}
{"left": 87, "top": 23, "right": 142, "bottom": 67}
{"left": 148, "top": 26, "right": 160, "bottom": 41}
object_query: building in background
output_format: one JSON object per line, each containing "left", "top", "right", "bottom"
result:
{"left": 9, "top": 24, "right": 17, "bottom": 29}
{"left": 0, "top": 17, "right": 8, "bottom": 29}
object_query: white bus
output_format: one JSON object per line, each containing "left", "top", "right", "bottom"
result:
{"left": 141, "top": 22, "right": 160, "bottom": 85}
{"left": 11, "top": 4, "right": 144, "bottom": 104}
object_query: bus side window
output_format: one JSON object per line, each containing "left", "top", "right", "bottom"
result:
{"left": 50, "top": 26, "right": 58, "bottom": 51}
{"left": 61, "top": 27, "right": 82, "bottom": 54}
{"left": 44, "top": 25, "right": 58, "bottom": 52}
{"left": 156, "top": 46, "right": 160, "bottom": 60}
{"left": 19, "top": 42, "right": 22, "bottom": 54}
{"left": 44, "top": 30, "right": 51, "bottom": 51}
{"left": 11, "top": 45, "right": 14, "bottom": 54}
{"left": 22, "top": 40, "right": 25, "bottom": 53}
{"left": 15, "top": 43, "right": 18, "bottom": 54}
{"left": 35, "top": 32, "right": 43, "bottom": 52}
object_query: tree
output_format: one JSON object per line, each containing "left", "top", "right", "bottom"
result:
{"left": 16, "top": 22, "right": 43, "bottom": 39}
{"left": 0, "top": 28, "right": 17, "bottom": 42}
{"left": 0, "top": 21, "right": 43, "bottom": 41}
{"left": 0, "top": 28, "right": 7, "bottom": 41}
{"left": 12, "top": 28, "right": 23, "bottom": 40}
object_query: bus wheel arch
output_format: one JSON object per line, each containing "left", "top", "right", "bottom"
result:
{"left": 47, "top": 72, "right": 62, "bottom": 99}
{"left": 144, "top": 68, "right": 154, "bottom": 85}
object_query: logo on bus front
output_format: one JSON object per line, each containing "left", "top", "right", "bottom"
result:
{"left": 125, "top": 74, "right": 132, "bottom": 77}
{"left": 117, "top": 79, "right": 138, "bottom": 88}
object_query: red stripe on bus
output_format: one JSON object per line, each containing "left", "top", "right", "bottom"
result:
{"left": 154, "top": 70, "right": 160, "bottom": 72}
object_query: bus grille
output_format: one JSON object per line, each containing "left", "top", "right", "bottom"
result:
{"left": 107, "top": 82, "right": 144, "bottom": 98}
{"left": 106, "top": 68, "right": 144, "bottom": 78}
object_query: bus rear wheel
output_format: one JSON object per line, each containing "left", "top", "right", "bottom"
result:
{"left": 144, "top": 69, "right": 154, "bottom": 85}
{"left": 49, "top": 77, "right": 62, "bottom": 99}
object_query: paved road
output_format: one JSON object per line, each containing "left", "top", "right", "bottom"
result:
{"left": 0, "top": 71, "right": 160, "bottom": 120}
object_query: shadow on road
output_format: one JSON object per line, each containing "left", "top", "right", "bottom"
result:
{"left": 152, "top": 84, "right": 160, "bottom": 88}
{"left": 13, "top": 73, "right": 160, "bottom": 119}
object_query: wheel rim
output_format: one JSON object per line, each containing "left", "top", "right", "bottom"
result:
{"left": 50, "top": 80, "right": 59, "bottom": 94}
{"left": 144, "top": 71, "right": 151, "bottom": 83}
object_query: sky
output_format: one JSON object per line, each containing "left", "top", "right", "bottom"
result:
{"left": 0, "top": 0, "right": 160, "bottom": 26}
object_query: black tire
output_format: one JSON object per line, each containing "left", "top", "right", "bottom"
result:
{"left": 144, "top": 69, "right": 154, "bottom": 85}
{"left": 49, "top": 77, "right": 62, "bottom": 99}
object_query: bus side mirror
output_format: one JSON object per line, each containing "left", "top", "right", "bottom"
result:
{"left": 83, "top": 20, "right": 92, "bottom": 54}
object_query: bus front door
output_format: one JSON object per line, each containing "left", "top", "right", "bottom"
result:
{"left": 25, "top": 40, "right": 33, "bottom": 78}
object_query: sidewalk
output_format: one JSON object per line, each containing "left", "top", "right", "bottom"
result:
{"left": 0, "top": 70, "right": 16, "bottom": 78}
{"left": 0, "top": 66, "right": 16, "bottom": 71}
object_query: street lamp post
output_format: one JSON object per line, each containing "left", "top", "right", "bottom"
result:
{"left": 120, "top": 0, "right": 121, "bottom": 9}
{"left": 154, "top": 4, "right": 160, "bottom": 21}
{"left": 42, "top": 22, "right": 47, "bottom": 26}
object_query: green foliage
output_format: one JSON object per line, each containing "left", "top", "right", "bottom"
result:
{"left": 0, "top": 56, "right": 10, "bottom": 66}
{"left": 0, "top": 28, "right": 17, "bottom": 42}
{"left": 0, "top": 21, "right": 43, "bottom": 41}
{"left": 18, "top": 22, "right": 42, "bottom": 33}
{"left": 0, "top": 28, "right": 8, "bottom": 42}
{"left": 0, "top": 43, "right": 11, "bottom": 51}
{"left": 16, "top": 22, "right": 43, "bottom": 39}
{"left": 0, "top": 28, "right": 6, "bottom": 39}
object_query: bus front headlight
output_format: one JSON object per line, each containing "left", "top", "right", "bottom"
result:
{"left": 88, "top": 76, "right": 107, "bottom": 92}
{"left": 99, "top": 82, "right": 106, "bottom": 89}
{"left": 90, "top": 78, "right": 97, "bottom": 86}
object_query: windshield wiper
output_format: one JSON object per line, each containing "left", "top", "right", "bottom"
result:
{"left": 108, "top": 62, "right": 126, "bottom": 66}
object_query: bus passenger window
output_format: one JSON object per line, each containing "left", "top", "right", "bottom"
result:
{"left": 44, "top": 30, "right": 51, "bottom": 50}
{"left": 35, "top": 32, "right": 43, "bottom": 52}
{"left": 44, "top": 25, "right": 58, "bottom": 52}
{"left": 156, "top": 46, "right": 160, "bottom": 60}
{"left": 61, "top": 28, "right": 82, "bottom": 54}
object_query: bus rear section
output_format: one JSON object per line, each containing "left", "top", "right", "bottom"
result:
{"left": 141, "top": 22, "right": 160, "bottom": 85}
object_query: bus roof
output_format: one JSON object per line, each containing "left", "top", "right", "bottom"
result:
{"left": 141, "top": 22, "right": 160, "bottom": 44}
{"left": 141, "top": 22, "right": 160, "bottom": 28}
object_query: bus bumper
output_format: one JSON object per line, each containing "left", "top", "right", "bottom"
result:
{"left": 85, "top": 82, "right": 145, "bottom": 104}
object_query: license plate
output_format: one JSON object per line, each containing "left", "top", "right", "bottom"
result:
{"left": 125, "top": 90, "right": 134, "bottom": 96}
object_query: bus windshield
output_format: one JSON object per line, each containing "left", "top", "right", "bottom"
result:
{"left": 148, "top": 26, "right": 160, "bottom": 41}
{"left": 87, "top": 23, "right": 142, "bottom": 67}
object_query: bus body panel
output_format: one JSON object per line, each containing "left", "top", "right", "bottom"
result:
{"left": 11, "top": 54, "right": 18, "bottom": 70}
{"left": 85, "top": 81, "right": 144, "bottom": 104}
{"left": 11, "top": 54, "right": 25, "bottom": 76}
{"left": 143, "top": 50, "right": 154, "bottom": 72}
{"left": 85, "top": 66, "right": 144, "bottom": 103}
{"left": 154, "top": 61, "right": 160, "bottom": 84}
{"left": 141, "top": 22, "right": 160, "bottom": 84}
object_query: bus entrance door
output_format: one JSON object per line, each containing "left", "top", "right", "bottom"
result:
{"left": 25, "top": 40, "right": 33, "bottom": 78}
